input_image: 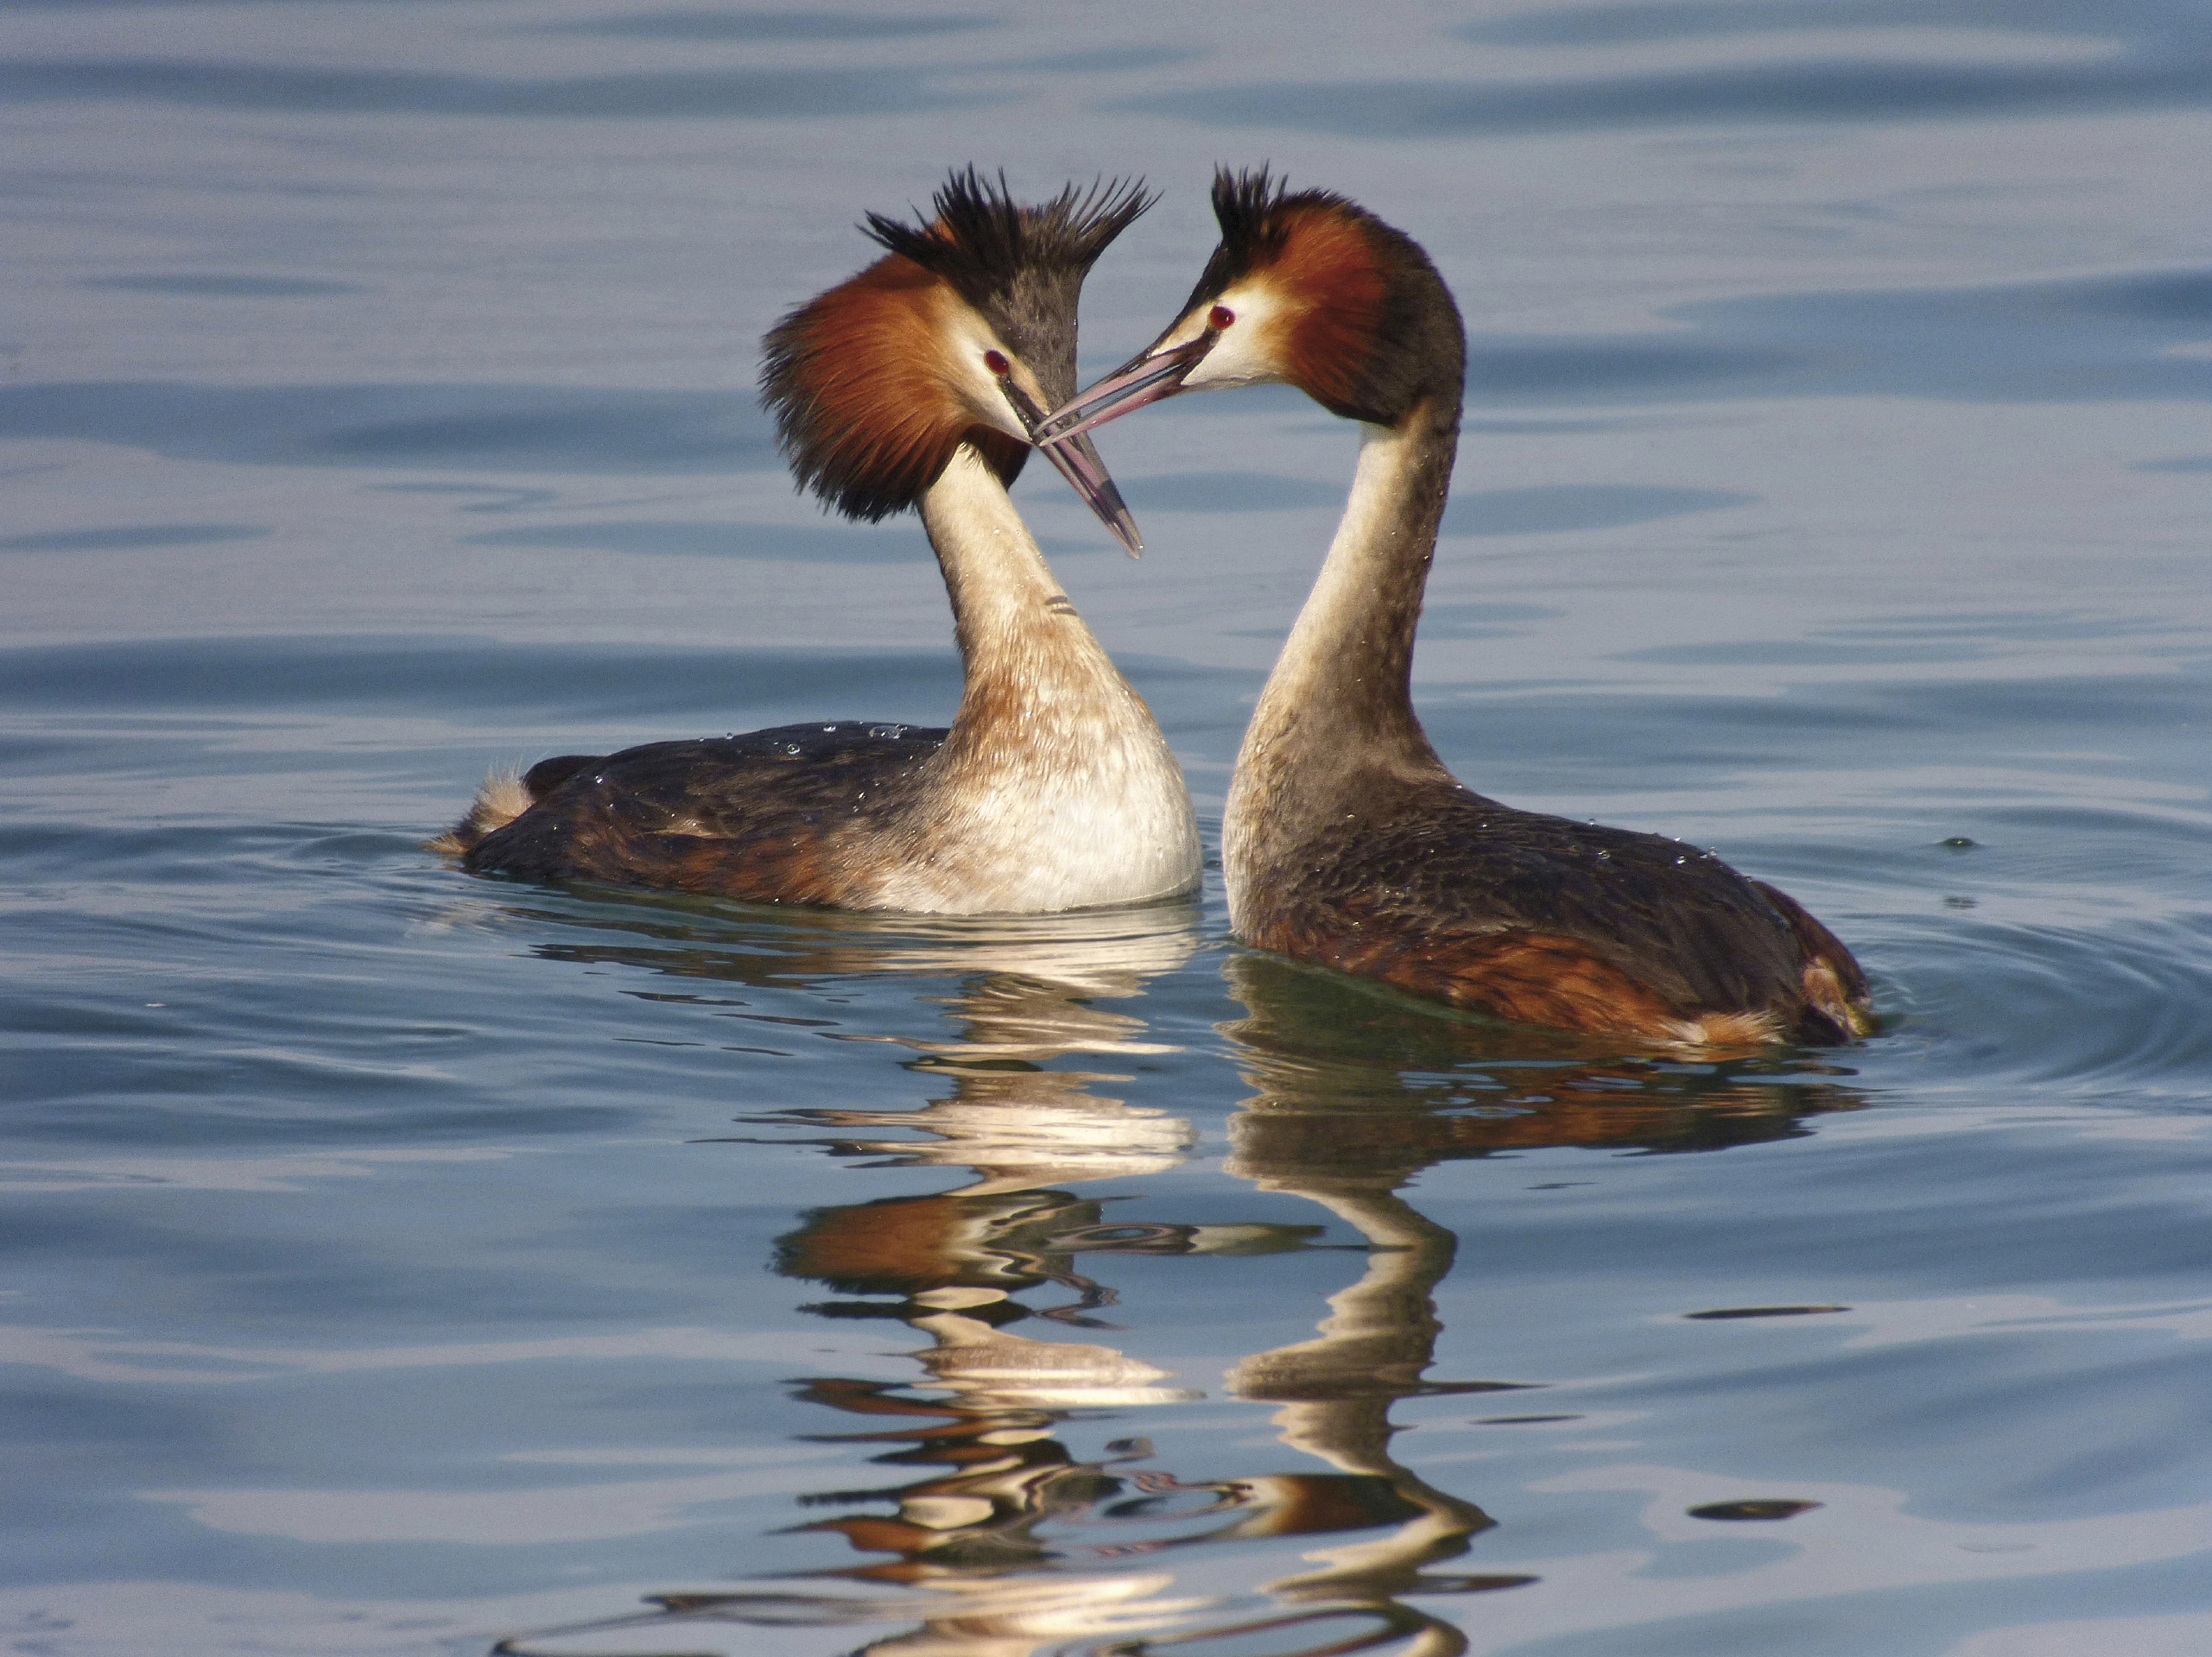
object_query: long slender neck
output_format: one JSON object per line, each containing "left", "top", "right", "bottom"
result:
{"left": 878, "top": 442, "right": 1197, "bottom": 912}
{"left": 918, "top": 444, "right": 1138, "bottom": 745}
{"left": 1226, "top": 394, "right": 1460, "bottom": 854}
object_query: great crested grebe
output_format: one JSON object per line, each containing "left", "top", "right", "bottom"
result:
{"left": 436, "top": 172, "right": 1201, "bottom": 914}
{"left": 1038, "top": 169, "right": 1872, "bottom": 1044}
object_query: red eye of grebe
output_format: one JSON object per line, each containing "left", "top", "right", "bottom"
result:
{"left": 984, "top": 349, "right": 1010, "bottom": 376}
{"left": 1209, "top": 305, "right": 1235, "bottom": 329}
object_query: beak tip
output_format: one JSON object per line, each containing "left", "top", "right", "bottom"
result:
{"left": 1036, "top": 428, "right": 1150, "bottom": 558}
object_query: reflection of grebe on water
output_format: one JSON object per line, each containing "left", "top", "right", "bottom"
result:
{"left": 1217, "top": 952, "right": 1873, "bottom": 1160}
{"left": 494, "top": 929, "right": 1867, "bottom": 1657}
{"left": 719, "top": 901, "right": 1207, "bottom": 1199}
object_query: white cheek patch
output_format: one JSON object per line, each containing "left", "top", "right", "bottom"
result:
{"left": 945, "top": 317, "right": 1035, "bottom": 441}
{"left": 1181, "top": 282, "right": 1292, "bottom": 392}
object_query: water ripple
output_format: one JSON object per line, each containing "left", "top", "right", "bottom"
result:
{"left": 0, "top": 635, "right": 959, "bottom": 722}
{"left": 0, "top": 382, "right": 771, "bottom": 472}
{"left": 81, "top": 274, "right": 364, "bottom": 297}
{"left": 1458, "top": 0, "right": 2204, "bottom": 53}
{"left": 1442, "top": 484, "right": 1754, "bottom": 536}
{"left": 463, "top": 521, "right": 929, "bottom": 563}
{"left": 0, "top": 522, "right": 266, "bottom": 553}
{"left": 1897, "top": 908, "right": 2212, "bottom": 1096}
{"left": 1116, "top": 56, "right": 2212, "bottom": 137}
{"left": 0, "top": 57, "right": 998, "bottom": 119}
{"left": 1467, "top": 269, "right": 2212, "bottom": 408}
{"left": 534, "top": 9, "right": 996, "bottom": 43}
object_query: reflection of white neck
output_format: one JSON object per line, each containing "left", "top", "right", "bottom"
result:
{"left": 1226, "top": 1175, "right": 1494, "bottom": 1618}
{"left": 1225, "top": 1185, "right": 1455, "bottom": 1464}
{"left": 868, "top": 446, "right": 1199, "bottom": 914}
{"left": 912, "top": 1308, "right": 1199, "bottom": 1407}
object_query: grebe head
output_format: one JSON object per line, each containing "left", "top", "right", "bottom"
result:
{"left": 1036, "top": 167, "right": 1464, "bottom": 446}
{"left": 761, "top": 168, "right": 1153, "bottom": 550}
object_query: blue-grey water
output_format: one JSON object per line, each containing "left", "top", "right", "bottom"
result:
{"left": 4, "top": 3, "right": 2210, "bottom": 1654}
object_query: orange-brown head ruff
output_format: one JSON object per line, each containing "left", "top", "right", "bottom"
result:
{"left": 1034, "top": 168, "right": 1466, "bottom": 450}
{"left": 1189, "top": 168, "right": 1466, "bottom": 426}
{"left": 758, "top": 168, "right": 1152, "bottom": 522}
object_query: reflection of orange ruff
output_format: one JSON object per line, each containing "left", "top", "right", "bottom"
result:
{"left": 779, "top": 1188, "right": 1322, "bottom": 1305}
{"left": 777, "top": 1189, "right": 1117, "bottom": 1300}
{"left": 1083, "top": 1470, "right": 1425, "bottom": 1541}
{"left": 780, "top": 1191, "right": 1012, "bottom": 1297}
{"left": 496, "top": 1127, "right": 1513, "bottom": 1657}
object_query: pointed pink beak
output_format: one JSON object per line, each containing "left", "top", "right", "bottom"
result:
{"left": 1036, "top": 330, "right": 1221, "bottom": 446}
{"left": 994, "top": 368, "right": 1147, "bottom": 557}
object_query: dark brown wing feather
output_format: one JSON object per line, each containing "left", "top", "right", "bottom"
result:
{"left": 462, "top": 721, "right": 945, "bottom": 904}
{"left": 1241, "top": 774, "right": 1864, "bottom": 1041}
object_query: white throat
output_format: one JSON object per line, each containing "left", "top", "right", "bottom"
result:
{"left": 869, "top": 446, "right": 1201, "bottom": 914}
{"left": 1224, "top": 421, "right": 1427, "bottom": 876}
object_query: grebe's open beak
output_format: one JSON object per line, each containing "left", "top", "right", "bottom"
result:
{"left": 1035, "top": 328, "right": 1220, "bottom": 446}
{"left": 996, "top": 372, "right": 1146, "bottom": 558}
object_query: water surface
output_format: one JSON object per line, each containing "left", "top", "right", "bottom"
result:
{"left": 3, "top": 3, "right": 2210, "bottom": 1654}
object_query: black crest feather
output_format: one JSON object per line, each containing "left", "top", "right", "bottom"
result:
{"left": 868, "top": 168, "right": 1154, "bottom": 416}
{"left": 864, "top": 168, "right": 1155, "bottom": 320}
{"left": 1172, "top": 167, "right": 1348, "bottom": 314}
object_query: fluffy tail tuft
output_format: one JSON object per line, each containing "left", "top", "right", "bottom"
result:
{"left": 427, "top": 769, "right": 532, "bottom": 857}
